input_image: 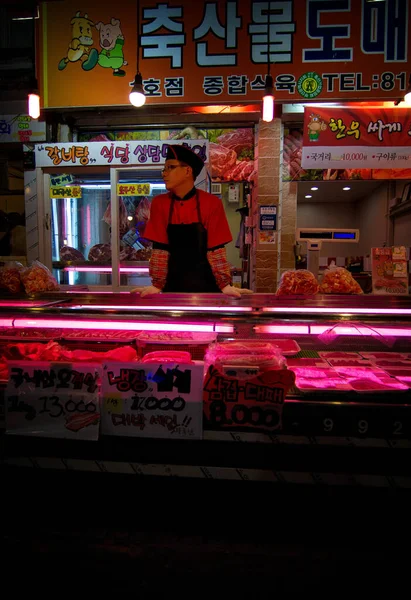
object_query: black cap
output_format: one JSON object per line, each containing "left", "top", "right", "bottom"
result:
{"left": 166, "top": 144, "right": 205, "bottom": 179}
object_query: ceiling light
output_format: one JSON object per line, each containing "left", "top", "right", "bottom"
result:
{"left": 129, "top": 73, "right": 146, "bottom": 107}
{"left": 129, "top": 0, "right": 146, "bottom": 108}
{"left": 262, "top": 74, "right": 274, "bottom": 122}
{"left": 311, "top": 186, "right": 318, "bottom": 191}
{"left": 305, "top": 194, "right": 312, "bottom": 198}
{"left": 394, "top": 74, "right": 411, "bottom": 106}
{"left": 343, "top": 187, "right": 351, "bottom": 191}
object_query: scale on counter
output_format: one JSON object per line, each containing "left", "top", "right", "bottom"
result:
{"left": 296, "top": 228, "right": 360, "bottom": 276}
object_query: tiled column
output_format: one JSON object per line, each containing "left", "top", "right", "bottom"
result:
{"left": 250, "top": 119, "right": 297, "bottom": 292}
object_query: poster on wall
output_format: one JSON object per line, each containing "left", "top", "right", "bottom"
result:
{"left": 302, "top": 107, "right": 411, "bottom": 170}
{"left": 101, "top": 361, "right": 203, "bottom": 439}
{"left": 40, "top": 0, "right": 411, "bottom": 108}
{"left": 371, "top": 247, "right": 409, "bottom": 295}
{"left": 258, "top": 205, "right": 277, "bottom": 244}
{"left": 5, "top": 361, "right": 101, "bottom": 440}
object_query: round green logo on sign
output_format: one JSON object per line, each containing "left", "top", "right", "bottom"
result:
{"left": 297, "top": 72, "right": 323, "bottom": 99}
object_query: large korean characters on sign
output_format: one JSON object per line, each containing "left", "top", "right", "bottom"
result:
{"left": 40, "top": 0, "right": 411, "bottom": 108}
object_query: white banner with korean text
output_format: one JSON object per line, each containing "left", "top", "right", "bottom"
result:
{"left": 5, "top": 361, "right": 101, "bottom": 440}
{"left": 34, "top": 140, "right": 209, "bottom": 168}
{"left": 101, "top": 361, "right": 204, "bottom": 440}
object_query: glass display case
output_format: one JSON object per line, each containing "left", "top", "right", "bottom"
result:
{"left": 1, "top": 293, "right": 411, "bottom": 493}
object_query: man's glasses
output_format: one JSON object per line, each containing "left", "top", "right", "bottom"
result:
{"left": 161, "top": 163, "right": 187, "bottom": 173}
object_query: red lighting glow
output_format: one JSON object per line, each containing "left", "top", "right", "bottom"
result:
{"left": 71, "top": 304, "right": 253, "bottom": 312}
{"left": 263, "top": 307, "right": 411, "bottom": 316}
{"left": 12, "top": 318, "right": 233, "bottom": 333}
{"left": 64, "top": 267, "right": 149, "bottom": 273}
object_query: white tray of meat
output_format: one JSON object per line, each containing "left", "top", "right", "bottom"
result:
{"left": 295, "top": 377, "right": 353, "bottom": 392}
{"left": 270, "top": 339, "right": 301, "bottom": 356}
{"left": 136, "top": 331, "right": 217, "bottom": 344}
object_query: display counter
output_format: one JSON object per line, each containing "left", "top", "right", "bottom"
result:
{"left": 1, "top": 292, "right": 411, "bottom": 491}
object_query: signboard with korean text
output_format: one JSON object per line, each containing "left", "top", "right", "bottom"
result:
{"left": 302, "top": 107, "right": 411, "bottom": 170}
{"left": 34, "top": 140, "right": 208, "bottom": 168}
{"left": 203, "top": 366, "right": 295, "bottom": 433}
{"left": 40, "top": 0, "right": 411, "bottom": 108}
{"left": 371, "top": 247, "right": 409, "bottom": 295}
{"left": 117, "top": 183, "right": 151, "bottom": 196}
{"left": 50, "top": 185, "right": 82, "bottom": 198}
{"left": 101, "top": 361, "right": 204, "bottom": 439}
{"left": 5, "top": 361, "right": 101, "bottom": 440}
{"left": 0, "top": 115, "right": 46, "bottom": 143}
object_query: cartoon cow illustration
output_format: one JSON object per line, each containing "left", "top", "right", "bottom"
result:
{"left": 307, "top": 113, "right": 327, "bottom": 142}
{"left": 95, "top": 18, "right": 127, "bottom": 76}
{"left": 58, "top": 11, "right": 98, "bottom": 71}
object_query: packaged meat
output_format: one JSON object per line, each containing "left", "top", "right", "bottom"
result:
{"left": 20, "top": 261, "right": 59, "bottom": 294}
{"left": 319, "top": 266, "right": 363, "bottom": 294}
{"left": 59, "top": 246, "right": 85, "bottom": 262}
{"left": 0, "top": 262, "right": 24, "bottom": 294}
{"left": 319, "top": 352, "right": 361, "bottom": 359}
{"left": 326, "top": 359, "right": 374, "bottom": 367}
{"left": 276, "top": 269, "right": 319, "bottom": 296}
{"left": 205, "top": 340, "right": 286, "bottom": 374}
{"left": 209, "top": 341, "right": 278, "bottom": 355}
{"left": 88, "top": 243, "right": 111, "bottom": 262}
{"left": 140, "top": 350, "right": 193, "bottom": 363}
{"left": 348, "top": 378, "right": 408, "bottom": 392}
{"left": 289, "top": 367, "right": 337, "bottom": 378}
{"left": 270, "top": 339, "right": 301, "bottom": 356}
{"left": 295, "top": 377, "right": 353, "bottom": 392}
{"left": 286, "top": 358, "right": 329, "bottom": 367}
{"left": 360, "top": 352, "right": 411, "bottom": 361}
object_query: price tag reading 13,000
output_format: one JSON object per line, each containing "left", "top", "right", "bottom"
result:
{"left": 5, "top": 361, "right": 101, "bottom": 440}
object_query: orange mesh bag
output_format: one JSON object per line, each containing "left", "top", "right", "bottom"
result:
{"left": 276, "top": 269, "right": 319, "bottom": 296}
{"left": 319, "top": 266, "right": 363, "bottom": 294}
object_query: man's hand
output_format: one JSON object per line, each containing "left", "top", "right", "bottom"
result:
{"left": 130, "top": 285, "right": 161, "bottom": 297}
{"left": 238, "top": 288, "right": 253, "bottom": 295}
{"left": 221, "top": 285, "right": 241, "bottom": 297}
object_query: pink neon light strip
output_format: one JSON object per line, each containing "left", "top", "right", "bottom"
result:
{"left": 263, "top": 307, "right": 411, "bottom": 316}
{"left": 257, "top": 324, "right": 411, "bottom": 337}
{"left": 13, "top": 318, "right": 233, "bottom": 333}
{"left": 64, "top": 267, "right": 149, "bottom": 273}
{"left": 310, "top": 325, "right": 411, "bottom": 337}
{"left": 0, "top": 319, "right": 14, "bottom": 327}
{"left": 255, "top": 325, "right": 309, "bottom": 334}
{"left": 72, "top": 304, "right": 253, "bottom": 312}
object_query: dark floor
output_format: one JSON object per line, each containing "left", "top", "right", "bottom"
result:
{"left": 3, "top": 470, "right": 411, "bottom": 595}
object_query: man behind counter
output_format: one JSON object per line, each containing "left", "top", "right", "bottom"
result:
{"left": 133, "top": 144, "right": 252, "bottom": 298}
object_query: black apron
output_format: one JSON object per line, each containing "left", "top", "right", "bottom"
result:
{"left": 163, "top": 191, "right": 221, "bottom": 293}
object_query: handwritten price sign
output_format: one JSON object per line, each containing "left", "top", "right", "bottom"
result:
{"left": 101, "top": 361, "right": 203, "bottom": 439}
{"left": 5, "top": 361, "right": 101, "bottom": 440}
{"left": 203, "top": 366, "right": 295, "bottom": 432}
